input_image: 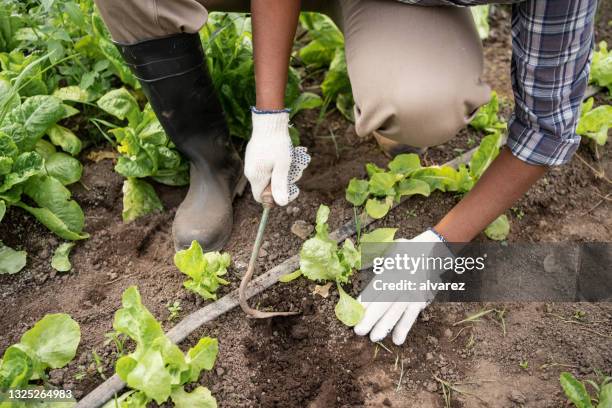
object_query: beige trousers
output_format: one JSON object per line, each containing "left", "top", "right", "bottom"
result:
{"left": 95, "top": 0, "right": 490, "bottom": 148}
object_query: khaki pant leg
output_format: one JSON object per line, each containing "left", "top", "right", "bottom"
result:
{"left": 95, "top": 0, "right": 339, "bottom": 44}
{"left": 341, "top": 0, "right": 491, "bottom": 147}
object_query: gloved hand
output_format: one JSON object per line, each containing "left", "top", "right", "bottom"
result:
{"left": 245, "top": 109, "right": 311, "bottom": 206}
{"left": 354, "top": 229, "right": 447, "bottom": 345}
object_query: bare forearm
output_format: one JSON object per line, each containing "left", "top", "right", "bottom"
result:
{"left": 434, "top": 148, "right": 547, "bottom": 242}
{"left": 251, "top": 0, "right": 301, "bottom": 110}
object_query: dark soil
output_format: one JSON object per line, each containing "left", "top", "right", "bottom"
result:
{"left": 1, "top": 4, "right": 611, "bottom": 408}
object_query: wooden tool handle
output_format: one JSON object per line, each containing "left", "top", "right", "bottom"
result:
{"left": 261, "top": 184, "right": 275, "bottom": 208}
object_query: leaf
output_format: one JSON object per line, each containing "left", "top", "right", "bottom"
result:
{"left": 469, "top": 131, "right": 502, "bottom": 179}
{"left": 22, "top": 175, "right": 86, "bottom": 237}
{"left": 388, "top": 153, "right": 421, "bottom": 176}
{"left": 97, "top": 88, "right": 141, "bottom": 126}
{"left": 590, "top": 41, "right": 612, "bottom": 93}
{"left": 345, "top": 178, "right": 369, "bottom": 206}
{"left": 365, "top": 163, "right": 384, "bottom": 177}
{"left": 0, "top": 151, "right": 45, "bottom": 193}
{"left": 186, "top": 338, "right": 218, "bottom": 381}
{"left": 0, "top": 200, "right": 5, "bottom": 222}
{"left": 470, "top": 92, "right": 500, "bottom": 132}
{"left": 44, "top": 152, "right": 83, "bottom": 185}
{"left": 46, "top": 124, "right": 82, "bottom": 156}
{"left": 35, "top": 139, "right": 56, "bottom": 160}
{"left": 484, "top": 214, "right": 510, "bottom": 241}
{"left": 411, "top": 165, "right": 467, "bottom": 192}
{"left": 360, "top": 228, "right": 397, "bottom": 244}
{"left": 368, "top": 172, "right": 398, "bottom": 197}
{"left": 174, "top": 240, "right": 206, "bottom": 279}
{"left": 0, "top": 345, "right": 33, "bottom": 389}
{"left": 289, "top": 92, "right": 323, "bottom": 118}
{"left": 340, "top": 238, "right": 361, "bottom": 271}
{"left": 278, "top": 270, "right": 303, "bottom": 283}
{"left": 598, "top": 383, "right": 612, "bottom": 408}
{"left": 171, "top": 386, "right": 217, "bottom": 408}
{"left": 335, "top": 285, "right": 364, "bottom": 327}
{"left": 2, "top": 95, "right": 65, "bottom": 151}
{"left": 122, "top": 178, "right": 163, "bottom": 222}
{"left": 53, "top": 86, "right": 91, "bottom": 103}
{"left": 174, "top": 241, "right": 230, "bottom": 300}
{"left": 51, "top": 242, "right": 75, "bottom": 272}
{"left": 396, "top": 178, "right": 431, "bottom": 198}
{"left": 0, "top": 131, "right": 19, "bottom": 158}
{"left": 300, "top": 235, "right": 348, "bottom": 283}
{"left": 0, "top": 242, "right": 26, "bottom": 274}
{"left": 17, "top": 203, "right": 89, "bottom": 241}
{"left": 577, "top": 98, "right": 611, "bottom": 146}
{"left": 470, "top": 5, "right": 490, "bottom": 40}
{"left": 365, "top": 197, "right": 392, "bottom": 219}
{"left": 19, "top": 314, "right": 81, "bottom": 370}
{"left": 560, "top": 372, "right": 594, "bottom": 408}
{"left": 315, "top": 204, "right": 330, "bottom": 236}
{"left": 124, "top": 348, "right": 172, "bottom": 404}
{"left": 321, "top": 48, "right": 351, "bottom": 102}
{"left": 113, "top": 286, "right": 164, "bottom": 349}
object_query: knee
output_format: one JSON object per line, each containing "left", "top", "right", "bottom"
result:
{"left": 354, "top": 79, "right": 490, "bottom": 148}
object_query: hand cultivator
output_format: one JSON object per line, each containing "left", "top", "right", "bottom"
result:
{"left": 238, "top": 185, "right": 300, "bottom": 318}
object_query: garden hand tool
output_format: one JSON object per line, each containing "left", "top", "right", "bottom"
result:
{"left": 239, "top": 185, "right": 300, "bottom": 318}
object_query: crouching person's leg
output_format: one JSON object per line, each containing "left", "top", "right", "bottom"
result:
{"left": 94, "top": 0, "right": 245, "bottom": 251}
{"left": 340, "top": 0, "right": 491, "bottom": 154}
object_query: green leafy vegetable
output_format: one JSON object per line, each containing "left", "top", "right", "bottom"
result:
{"left": 174, "top": 240, "right": 231, "bottom": 300}
{"left": 469, "top": 131, "right": 502, "bottom": 180}
{"left": 0, "top": 314, "right": 80, "bottom": 390}
{"left": 484, "top": 214, "right": 510, "bottom": 241}
{"left": 577, "top": 98, "right": 611, "bottom": 146}
{"left": 469, "top": 91, "right": 505, "bottom": 132}
{"left": 122, "top": 178, "right": 163, "bottom": 223}
{"left": 560, "top": 372, "right": 594, "bottom": 408}
{"left": 51, "top": 242, "right": 75, "bottom": 272}
{"left": 296, "top": 205, "right": 395, "bottom": 327}
{"left": 345, "top": 178, "right": 369, "bottom": 206}
{"left": 112, "top": 286, "right": 218, "bottom": 407}
{"left": 365, "top": 197, "right": 393, "bottom": 219}
{"left": 299, "top": 13, "right": 354, "bottom": 121}
{"left": 470, "top": 5, "right": 490, "bottom": 40}
{"left": 0, "top": 241, "right": 26, "bottom": 274}
{"left": 335, "top": 284, "right": 364, "bottom": 327}
{"left": 590, "top": 41, "right": 612, "bottom": 93}
{"left": 97, "top": 90, "right": 189, "bottom": 221}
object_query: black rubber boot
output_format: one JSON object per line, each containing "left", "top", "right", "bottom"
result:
{"left": 116, "top": 33, "right": 245, "bottom": 251}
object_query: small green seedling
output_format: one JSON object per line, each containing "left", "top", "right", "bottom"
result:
{"left": 167, "top": 300, "right": 182, "bottom": 321}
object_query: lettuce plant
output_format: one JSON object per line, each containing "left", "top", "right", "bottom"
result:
{"left": 289, "top": 205, "right": 397, "bottom": 327}
{"left": 577, "top": 98, "right": 611, "bottom": 146}
{"left": 0, "top": 314, "right": 80, "bottom": 399}
{"left": 345, "top": 130, "right": 507, "bottom": 239}
{"left": 0, "top": 78, "right": 87, "bottom": 271}
{"left": 109, "top": 286, "right": 218, "bottom": 408}
{"left": 174, "top": 241, "right": 231, "bottom": 300}
{"left": 201, "top": 13, "right": 321, "bottom": 140}
{"left": 96, "top": 88, "right": 189, "bottom": 222}
{"left": 298, "top": 13, "right": 353, "bottom": 121}
{"left": 590, "top": 41, "right": 611, "bottom": 94}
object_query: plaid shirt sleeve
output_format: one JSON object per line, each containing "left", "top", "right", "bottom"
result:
{"left": 507, "top": 0, "right": 597, "bottom": 166}
{"left": 397, "top": 0, "right": 597, "bottom": 166}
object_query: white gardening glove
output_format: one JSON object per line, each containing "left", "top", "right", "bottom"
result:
{"left": 354, "top": 229, "right": 447, "bottom": 345}
{"left": 244, "top": 109, "right": 311, "bottom": 206}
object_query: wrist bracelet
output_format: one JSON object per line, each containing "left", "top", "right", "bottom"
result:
{"left": 251, "top": 106, "right": 291, "bottom": 114}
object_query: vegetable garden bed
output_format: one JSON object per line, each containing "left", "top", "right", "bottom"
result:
{"left": 1, "top": 3, "right": 611, "bottom": 408}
